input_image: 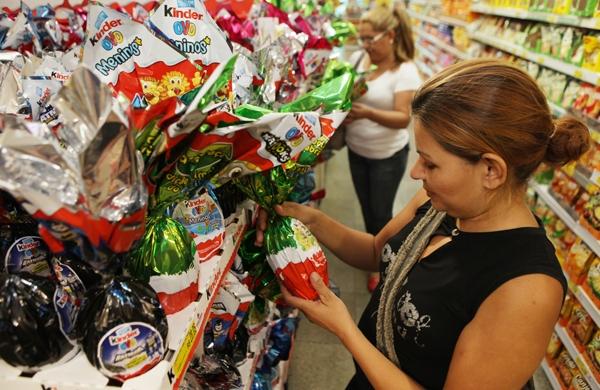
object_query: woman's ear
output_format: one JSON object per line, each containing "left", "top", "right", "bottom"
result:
{"left": 479, "top": 153, "right": 508, "bottom": 190}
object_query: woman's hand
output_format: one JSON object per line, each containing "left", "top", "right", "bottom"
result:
{"left": 348, "top": 103, "right": 373, "bottom": 121}
{"left": 254, "top": 202, "right": 320, "bottom": 246}
{"left": 281, "top": 273, "right": 356, "bottom": 339}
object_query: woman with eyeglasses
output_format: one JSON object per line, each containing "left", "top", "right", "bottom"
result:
{"left": 344, "top": 5, "right": 420, "bottom": 293}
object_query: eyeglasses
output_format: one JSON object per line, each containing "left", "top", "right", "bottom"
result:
{"left": 357, "top": 31, "right": 388, "bottom": 46}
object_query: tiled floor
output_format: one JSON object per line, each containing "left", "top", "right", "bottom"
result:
{"left": 286, "top": 145, "right": 553, "bottom": 389}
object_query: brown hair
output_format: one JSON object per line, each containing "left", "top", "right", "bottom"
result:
{"left": 361, "top": 5, "right": 415, "bottom": 63}
{"left": 412, "top": 59, "right": 590, "bottom": 185}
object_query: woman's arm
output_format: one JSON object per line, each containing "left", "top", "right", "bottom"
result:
{"left": 258, "top": 188, "right": 428, "bottom": 272}
{"left": 443, "top": 274, "right": 563, "bottom": 389}
{"left": 282, "top": 274, "right": 424, "bottom": 390}
{"left": 349, "top": 90, "right": 414, "bottom": 129}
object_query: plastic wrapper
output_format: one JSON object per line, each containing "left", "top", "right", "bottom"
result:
{"left": 323, "top": 19, "right": 357, "bottom": 46}
{"left": 181, "top": 354, "right": 242, "bottom": 390}
{"left": 148, "top": 0, "right": 233, "bottom": 71}
{"left": 258, "top": 317, "right": 298, "bottom": 373}
{"left": 0, "top": 66, "right": 147, "bottom": 269}
{"left": 279, "top": 72, "right": 353, "bottom": 113}
{"left": 234, "top": 137, "right": 333, "bottom": 300}
{"left": 128, "top": 216, "right": 199, "bottom": 314}
{"left": 169, "top": 186, "right": 225, "bottom": 262}
{"left": 76, "top": 276, "right": 169, "bottom": 381}
{"left": 83, "top": 2, "right": 202, "bottom": 108}
{"left": 0, "top": 62, "right": 29, "bottom": 117}
{"left": 22, "top": 76, "right": 62, "bottom": 126}
{"left": 213, "top": 8, "right": 255, "bottom": 52}
{"left": 0, "top": 272, "right": 77, "bottom": 371}
{"left": 51, "top": 256, "right": 103, "bottom": 340}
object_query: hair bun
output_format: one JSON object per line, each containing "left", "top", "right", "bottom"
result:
{"left": 544, "top": 116, "right": 591, "bottom": 166}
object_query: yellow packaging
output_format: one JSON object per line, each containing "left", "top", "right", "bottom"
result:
{"left": 582, "top": 35, "right": 600, "bottom": 73}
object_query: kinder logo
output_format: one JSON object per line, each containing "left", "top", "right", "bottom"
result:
{"left": 51, "top": 71, "right": 70, "bottom": 82}
{"left": 101, "top": 30, "right": 125, "bottom": 51}
{"left": 109, "top": 328, "right": 140, "bottom": 346}
{"left": 177, "top": 0, "right": 195, "bottom": 7}
{"left": 16, "top": 241, "right": 41, "bottom": 252}
{"left": 164, "top": 5, "right": 204, "bottom": 20}
{"left": 294, "top": 114, "right": 317, "bottom": 140}
{"left": 89, "top": 19, "right": 123, "bottom": 47}
{"left": 37, "top": 88, "right": 51, "bottom": 107}
{"left": 95, "top": 10, "right": 108, "bottom": 29}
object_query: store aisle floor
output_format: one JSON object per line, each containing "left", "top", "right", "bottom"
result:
{"left": 286, "top": 145, "right": 553, "bottom": 390}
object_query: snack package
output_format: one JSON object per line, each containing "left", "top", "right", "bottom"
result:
{"left": 83, "top": 2, "right": 202, "bottom": 107}
{"left": 0, "top": 67, "right": 147, "bottom": 270}
{"left": 568, "top": 302, "right": 596, "bottom": 347}
{"left": 584, "top": 257, "right": 600, "bottom": 308}
{"left": 556, "top": 350, "right": 581, "bottom": 387}
{"left": 51, "top": 256, "right": 103, "bottom": 341}
{"left": 561, "top": 293, "right": 576, "bottom": 326}
{"left": 76, "top": 276, "right": 169, "bottom": 381}
{"left": 148, "top": 0, "right": 233, "bottom": 70}
{"left": 128, "top": 216, "right": 199, "bottom": 315}
{"left": 547, "top": 332, "right": 563, "bottom": 360}
{"left": 586, "top": 329, "right": 600, "bottom": 382}
{"left": 565, "top": 239, "right": 595, "bottom": 283}
{"left": 169, "top": 186, "right": 225, "bottom": 262}
{"left": 0, "top": 273, "right": 77, "bottom": 371}
{"left": 569, "top": 375, "right": 592, "bottom": 390}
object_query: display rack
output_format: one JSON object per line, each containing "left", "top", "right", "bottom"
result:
{"left": 554, "top": 325, "right": 600, "bottom": 389}
{"left": 470, "top": 4, "right": 600, "bottom": 31}
{"left": 415, "top": 59, "right": 436, "bottom": 77}
{"left": 407, "top": 9, "right": 440, "bottom": 26}
{"left": 416, "top": 29, "right": 470, "bottom": 60}
{"left": 540, "top": 359, "right": 562, "bottom": 390}
{"left": 0, "top": 202, "right": 254, "bottom": 390}
{"left": 468, "top": 32, "right": 600, "bottom": 86}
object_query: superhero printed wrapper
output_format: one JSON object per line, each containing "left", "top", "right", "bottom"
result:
{"left": 76, "top": 276, "right": 168, "bottom": 381}
{"left": 0, "top": 67, "right": 147, "bottom": 270}
{"left": 168, "top": 185, "right": 225, "bottom": 262}
{"left": 22, "top": 77, "right": 62, "bottom": 127}
{"left": 148, "top": 0, "right": 232, "bottom": 71}
{"left": 127, "top": 216, "right": 199, "bottom": 315}
{"left": 83, "top": 2, "right": 202, "bottom": 108}
{"left": 234, "top": 136, "right": 333, "bottom": 300}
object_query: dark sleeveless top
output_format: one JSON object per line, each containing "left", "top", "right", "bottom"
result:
{"left": 347, "top": 201, "right": 566, "bottom": 389}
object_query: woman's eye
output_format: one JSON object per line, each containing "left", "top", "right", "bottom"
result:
{"left": 424, "top": 162, "right": 436, "bottom": 170}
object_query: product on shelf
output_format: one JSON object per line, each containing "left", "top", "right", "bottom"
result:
{"left": 547, "top": 331, "right": 564, "bottom": 360}
{"left": 0, "top": 273, "right": 77, "bottom": 371}
{"left": 169, "top": 186, "right": 226, "bottom": 263}
{"left": 556, "top": 349, "right": 582, "bottom": 387}
{"left": 568, "top": 302, "right": 596, "bottom": 347}
{"left": 585, "top": 328, "right": 600, "bottom": 383}
{"left": 561, "top": 292, "right": 576, "bottom": 326}
{"left": 580, "top": 193, "right": 600, "bottom": 239}
{"left": 584, "top": 257, "right": 600, "bottom": 307}
{"left": 76, "top": 277, "right": 169, "bottom": 381}
{"left": 565, "top": 239, "right": 595, "bottom": 283}
{"left": 127, "top": 216, "right": 199, "bottom": 315}
{"left": 569, "top": 374, "right": 592, "bottom": 390}
{"left": 181, "top": 354, "right": 242, "bottom": 390}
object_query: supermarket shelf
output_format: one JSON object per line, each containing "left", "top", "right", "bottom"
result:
{"left": 407, "top": 9, "right": 440, "bottom": 26}
{"left": 574, "top": 286, "right": 600, "bottom": 332}
{"left": 548, "top": 100, "right": 567, "bottom": 117}
{"left": 0, "top": 203, "right": 253, "bottom": 390}
{"left": 540, "top": 359, "right": 563, "bottom": 390}
{"left": 415, "top": 59, "right": 435, "bottom": 77}
{"left": 471, "top": 4, "right": 600, "bottom": 31}
{"left": 417, "top": 29, "right": 470, "bottom": 60}
{"left": 470, "top": 32, "right": 600, "bottom": 86}
{"left": 416, "top": 43, "right": 439, "bottom": 63}
{"left": 438, "top": 15, "right": 470, "bottom": 28}
{"left": 554, "top": 325, "right": 600, "bottom": 389}
{"left": 410, "top": 0, "right": 441, "bottom": 6}
{"left": 531, "top": 183, "right": 600, "bottom": 258}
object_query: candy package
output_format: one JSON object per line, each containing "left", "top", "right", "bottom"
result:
{"left": 83, "top": 2, "right": 202, "bottom": 108}
{"left": 0, "top": 273, "right": 77, "bottom": 371}
{"left": 0, "top": 67, "right": 147, "bottom": 270}
{"left": 169, "top": 186, "right": 225, "bottom": 262}
{"left": 128, "top": 216, "right": 199, "bottom": 314}
{"left": 76, "top": 276, "right": 169, "bottom": 381}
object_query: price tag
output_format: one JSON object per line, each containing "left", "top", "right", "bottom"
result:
{"left": 547, "top": 14, "right": 559, "bottom": 23}
{"left": 537, "top": 56, "right": 545, "bottom": 64}
{"left": 172, "top": 322, "right": 198, "bottom": 380}
{"left": 595, "top": 18, "right": 600, "bottom": 29}
{"left": 573, "top": 69, "right": 583, "bottom": 79}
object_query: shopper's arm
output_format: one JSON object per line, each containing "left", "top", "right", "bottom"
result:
{"left": 349, "top": 90, "right": 414, "bottom": 129}
{"left": 443, "top": 274, "right": 563, "bottom": 389}
{"left": 283, "top": 274, "right": 424, "bottom": 390}
{"left": 255, "top": 189, "right": 428, "bottom": 272}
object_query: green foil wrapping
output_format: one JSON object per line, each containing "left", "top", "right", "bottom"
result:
{"left": 326, "top": 20, "right": 357, "bottom": 45}
{"left": 238, "top": 230, "right": 281, "bottom": 301}
{"left": 279, "top": 72, "right": 354, "bottom": 113}
{"left": 127, "top": 216, "right": 196, "bottom": 282}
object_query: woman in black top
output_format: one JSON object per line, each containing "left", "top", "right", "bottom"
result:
{"left": 256, "top": 59, "right": 591, "bottom": 389}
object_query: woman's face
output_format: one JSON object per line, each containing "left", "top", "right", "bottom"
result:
{"left": 358, "top": 22, "right": 394, "bottom": 64}
{"left": 410, "top": 120, "right": 491, "bottom": 219}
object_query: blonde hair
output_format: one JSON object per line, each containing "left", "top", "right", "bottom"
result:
{"left": 361, "top": 5, "right": 415, "bottom": 63}
{"left": 412, "top": 58, "right": 590, "bottom": 186}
